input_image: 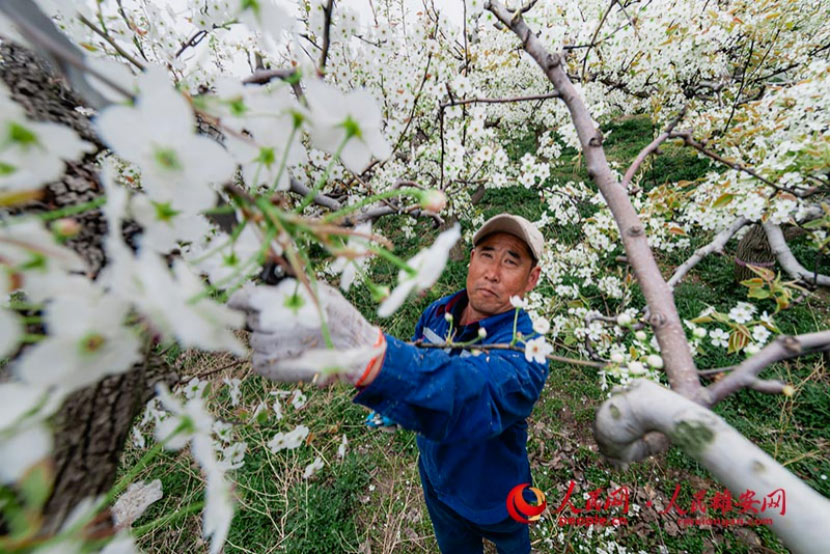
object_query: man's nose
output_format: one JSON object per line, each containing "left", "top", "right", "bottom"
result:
{"left": 483, "top": 261, "right": 500, "bottom": 282}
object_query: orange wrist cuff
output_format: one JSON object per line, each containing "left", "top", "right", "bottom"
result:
{"left": 355, "top": 329, "right": 385, "bottom": 387}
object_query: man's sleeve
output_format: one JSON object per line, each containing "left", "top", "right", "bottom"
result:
{"left": 354, "top": 335, "right": 549, "bottom": 443}
{"left": 411, "top": 308, "right": 428, "bottom": 342}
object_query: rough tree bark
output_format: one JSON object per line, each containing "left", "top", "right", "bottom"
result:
{"left": 733, "top": 224, "right": 775, "bottom": 282}
{"left": 0, "top": 43, "right": 178, "bottom": 534}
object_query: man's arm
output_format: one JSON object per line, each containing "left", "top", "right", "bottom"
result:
{"left": 354, "top": 335, "right": 549, "bottom": 443}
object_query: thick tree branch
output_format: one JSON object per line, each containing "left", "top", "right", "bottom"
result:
{"left": 0, "top": 0, "right": 126, "bottom": 107}
{"left": 667, "top": 216, "right": 751, "bottom": 289}
{"left": 705, "top": 331, "right": 830, "bottom": 406}
{"left": 747, "top": 377, "right": 789, "bottom": 395}
{"left": 594, "top": 379, "right": 830, "bottom": 554}
{"left": 763, "top": 223, "right": 830, "bottom": 287}
{"left": 486, "top": 0, "right": 704, "bottom": 400}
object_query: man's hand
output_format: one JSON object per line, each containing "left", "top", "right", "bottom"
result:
{"left": 228, "top": 279, "right": 386, "bottom": 386}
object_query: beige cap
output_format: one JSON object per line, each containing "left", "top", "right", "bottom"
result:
{"left": 472, "top": 214, "right": 544, "bottom": 261}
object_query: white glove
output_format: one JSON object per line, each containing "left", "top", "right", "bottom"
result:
{"left": 228, "top": 279, "right": 386, "bottom": 386}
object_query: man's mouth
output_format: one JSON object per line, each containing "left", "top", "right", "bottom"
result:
{"left": 479, "top": 287, "right": 498, "bottom": 298}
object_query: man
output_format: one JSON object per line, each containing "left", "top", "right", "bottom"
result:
{"left": 232, "top": 214, "right": 549, "bottom": 554}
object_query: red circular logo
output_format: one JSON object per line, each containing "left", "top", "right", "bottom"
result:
{"left": 506, "top": 483, "right": 547, "bottom": 523}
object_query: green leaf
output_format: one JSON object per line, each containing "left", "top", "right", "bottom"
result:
{"left": 746, "top": 264, "right": 776, "bottom": 281}
{"left": 803, "top": 218, "right": 828, "bottom": 230}
{"left": 690, "top": 314, "right": 714, "bottom": 324}
{"left": 711, "top": 193, "right": 734, "bottom": 208}
{"left": 747, "top": 287, "right": 771, "bottom": 299}
{"left": 18, "top": 461, "right": 54, "bottom": 510}
{"left": 727, "top": 329, "right": 748, "bottom": 354}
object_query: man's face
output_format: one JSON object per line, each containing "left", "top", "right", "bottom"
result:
{"left": 465, "top": 232, "right": 541, "bottom": 317}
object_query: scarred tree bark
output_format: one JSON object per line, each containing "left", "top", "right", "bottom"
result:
{"left": 594, "top": 379, "right": 830, "bottom": 554}
{"left": 0, "top": 43, "right": 177, "bottom": 534}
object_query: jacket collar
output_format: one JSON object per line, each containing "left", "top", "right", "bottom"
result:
{"left": 438, "top": 289, "right": 519, "bottom": 339}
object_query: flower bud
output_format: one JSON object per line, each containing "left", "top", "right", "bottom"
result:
{"left": 444, "top": 312, "right": 454, "bottom": 323}
{"left": 478, "top": 327, "right": 487, "bottom": 339}
{"left": 616, "top": 313, "right": 632, "bottom": 326}
{"left": 634, "top": 330, "right": 647, "bottom": 341}
{"left": 693, "top": 327, "right": 707, "bottom": 338}
{"left": 420, "top": 190, "right": 447, "bottom": 213}
{"left": 52, "top": 218, "right": 81, "bottom": 238}
{"left": 646, "top": 354, "right": 663, "bottom": 369}
{"left": 368, "top": 283, "right": 390, "bottom": 303}
{"left": 627, "top": 361, "right": 646, "bottom": 375}
{"left": 533, "top": 317, "right": 551, "bottom": 335}
{"left": 609, "top": 352, "right": 625, "bottom": 364}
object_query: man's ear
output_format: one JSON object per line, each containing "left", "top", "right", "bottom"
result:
{"left": 525, "top": 265, "right": 541, "bottom": 293}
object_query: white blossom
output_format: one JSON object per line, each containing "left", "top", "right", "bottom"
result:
{"left": 303, "top": 456, "right": 324, "bottom": 479}
{"left": 709, "top": 328, "right": 730, "bottom": 348}
{"left": 15, "top": 285, "right": 141, "bottom": 393}
{"left": 95, "top": 67, "right": 235, "bottom": 214}
{"left": 0, "top": 88, "right": 94, "bottom": 193}
{"left": 524, "top": 336, "right": 553, "bottom": 364}
{"left": 304, "top": 79, "right": 392, "bottom": 173}
{"left": 268, "top": 424, "right": 309, "bottom": 452}
{"left": 248, "top": 278, "right": 322, "bottom": 332}
{"left": 378, "top": 224, "right": 461, "bottom": 317}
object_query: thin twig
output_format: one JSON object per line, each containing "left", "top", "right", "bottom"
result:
{"left": 409, "top": 340, "right": 606, "bottom": 368}
{"left": 580, "top": 0, "right": 616, "bottom": 83}
{"left": 721, "top": 38, "right": 755, "bottom": 135}
{"left": 175, "top": 29, "right": 209, "bottom": 58}
{"left": 183, "top": 359, "right": 247, "bottom": 384}
{"left": 243, "top": 68, "right": 300, "bottom": 84}
{"left": 669, "top": 130, "right": 819, "bottom": 198}
{"left": 77, "top": 13, "right": 145, "bottom": 71}
{"left": 318, "top": 0, "right": 335, "bottom": 73}
{"left": 439, "top": 91, "right": 560, "bottom": 110}
{"left": 391, "top": 52, "right": 433, "bottom": 154}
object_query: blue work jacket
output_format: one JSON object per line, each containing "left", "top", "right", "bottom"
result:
{"left": 354, "top": 289, "right": 550, "bottom": 524}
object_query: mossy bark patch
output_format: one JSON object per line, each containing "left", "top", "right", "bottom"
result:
{"left": 670, "top": 420, "right": 715, "bottom": 455}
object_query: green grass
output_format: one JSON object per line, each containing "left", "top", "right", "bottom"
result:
{"left": 121, "top": 114, "right": 829, "bottom": 554}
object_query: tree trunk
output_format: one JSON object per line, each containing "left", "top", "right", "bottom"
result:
{"left": 0, "top": 42, "right": 178, "bottom": 533}
{"left": 733, "top": 224, "right": 775, "bottom": 282}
